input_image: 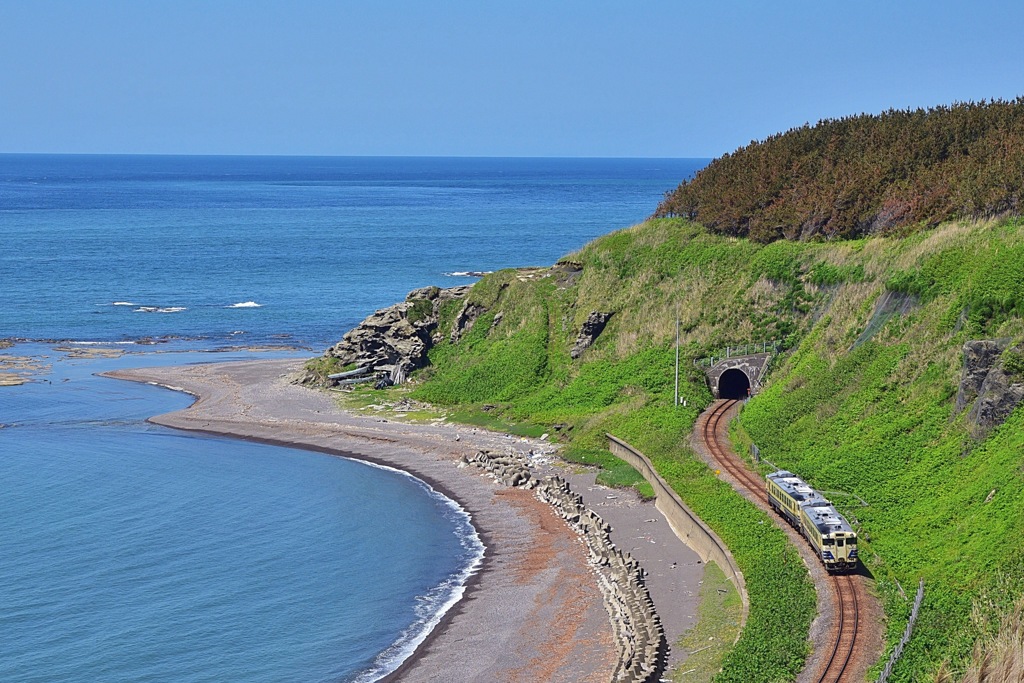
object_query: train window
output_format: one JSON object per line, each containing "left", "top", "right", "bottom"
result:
{"left": 823, "top": 538, "right": 835, "bottom": 545}
{"left": 836, "top": 539, "right": 845, "bottom": 547}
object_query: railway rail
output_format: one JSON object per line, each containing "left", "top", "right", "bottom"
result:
{"left": 817, "top": 574, "right": 860, "bottom": 683}
{"left": 698, "top": 399, "right": 864, "bottom": 683}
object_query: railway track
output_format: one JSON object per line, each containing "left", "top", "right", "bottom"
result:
{"left": 700, "top": 399, "right": 770, "bottom": 510}
{"left": 698, "top": 399, "right": 862, "bottom": 683}
{"left": 816, "top": 574, "right": 860, "bottom": 683}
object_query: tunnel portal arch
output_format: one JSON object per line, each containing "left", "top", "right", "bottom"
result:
{"left": 703, "top": 352, "right": 771, "bottom": 399}
{"left": 718, "top": 368, "right": 751, "bottom": 399}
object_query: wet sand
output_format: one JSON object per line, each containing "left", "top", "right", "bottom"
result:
{"left": 105, "top": 358, "right": 704, "bottom": 681}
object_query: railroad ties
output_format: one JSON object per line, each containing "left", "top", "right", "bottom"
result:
{"left": 698, "top": 400, "right": 863, "bottom": 683}
{"left": 817, "top": 574, "right": 860, "bottom": 683}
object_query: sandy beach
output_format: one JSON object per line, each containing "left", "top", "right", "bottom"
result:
{"left": 105, "top": 358, "right": 705, "bottom": 681}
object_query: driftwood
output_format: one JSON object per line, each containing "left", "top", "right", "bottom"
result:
{"left": 335, "top": 375, "right": 377, "bottom": 386}
{"left": 328, "top": 366, "right": 370, "bottom": 380}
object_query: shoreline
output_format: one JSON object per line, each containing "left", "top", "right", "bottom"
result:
{"left": 104, "top": 358, "right": 704, "bottom": 681}
{"left": 123, "top": 417, "right": 492, "bottom": 683}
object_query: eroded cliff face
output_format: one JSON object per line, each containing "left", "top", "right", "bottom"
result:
{"left": 299, "top": 284, "right": 470, "bottom": 386}
{"left": 956, "top": 339, "right": 1024, "bottom": 437}
{"left": 570, "top": 311, "right": 613, "bottom": 359}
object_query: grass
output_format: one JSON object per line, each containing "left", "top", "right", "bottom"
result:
{"left": 303, "top": 355, "right": 355, "bottom": 382}
{"left": 736, "top": 221, "right": 1024, "bottom": 680}
{"left": 329, "top": 384, "right": 450, "bottom": 424}
{"left": 322, "top": 216, "right": 1024, "bottom": 681}
{"left": 561, "top": 444, "right": 654, "bottom": 497}
{"left": 445, "top": 407, "right": 550, "bottom": 438}
{"left": 933, "top": 589, "right": 1024, "bottom": 683}
{"left": 672, "top": 562, "right": 744, "bottom": 682}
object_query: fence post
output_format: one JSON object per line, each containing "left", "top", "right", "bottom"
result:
{"left": 877, "top": 579, "right": 925, "bottom": 683}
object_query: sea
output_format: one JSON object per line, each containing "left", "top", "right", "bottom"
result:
{"left": 0, "top": 154, "right": 707, "bottom": 682}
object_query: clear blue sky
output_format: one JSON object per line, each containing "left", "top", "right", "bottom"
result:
{"left": 1, "top": 1, "right": 1022, "bottom": 158}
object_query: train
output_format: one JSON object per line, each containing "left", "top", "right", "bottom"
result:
{"left": 766, "top": 470, "right": 858, "bottom": 572}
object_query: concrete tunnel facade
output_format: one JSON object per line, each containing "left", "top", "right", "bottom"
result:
{"left": 704, "top": 352, "right": 772, "bottom": 399}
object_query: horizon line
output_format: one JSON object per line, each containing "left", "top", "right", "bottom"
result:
{"left": 0, "top": 151, "right": 714, "bottom": 161}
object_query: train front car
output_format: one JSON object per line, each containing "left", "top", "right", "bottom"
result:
{"left": 799, "top": 501, "right": 859, "bottom": 572}
{"left": 767, "top": 470, "right": 859, "bottom": 572}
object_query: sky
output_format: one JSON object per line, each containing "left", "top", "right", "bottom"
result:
{"left": 1, "top": 1, "right": 1022, "bottom": 158}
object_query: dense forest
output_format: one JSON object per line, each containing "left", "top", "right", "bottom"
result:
{"left": 655, "top": 99, "right": 1024, "bottom": 242}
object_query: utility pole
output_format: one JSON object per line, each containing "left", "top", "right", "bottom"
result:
{"left": 674, "top": 312, "right": 680, "bottom": 406}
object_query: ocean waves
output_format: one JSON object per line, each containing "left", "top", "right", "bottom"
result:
{"left": 0, "top": 384, "right": 477, "bottom": 683}
{"left": 101, "top": 300, "right": 263, "bottom": 312}
{"left": 350, "top": 464, "right": 484, "bottom": 683}
{"left": 133, "top": 306, "right": 187, "bottom": 314}
{"left": 442, "top": 270, "right": 491, "bottom": 278}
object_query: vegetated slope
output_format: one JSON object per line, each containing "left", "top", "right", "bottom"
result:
{"left": 655, "top": 100, "right": 1024, "bottom": 242}
{"left": 733, "top": 219, "right": 1024, "bottom": 681}
{"left": 408, "top": 217, "right": 1024, "bottom": 681}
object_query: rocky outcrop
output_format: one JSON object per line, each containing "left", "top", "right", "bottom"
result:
{"left": 956, "top": 340, "right": 1008, "bottom": 412}
{"left": 956, "top": 339, "right": 1024, "bottom": 437}
{"left": 302, "top": 285, "right": 470, "bottom": 386}
{"left": 571, "top": 311, "right": 613, "bottom": 359}
{"left": 967, "top": 368, "right": 1024, "bottom": 437}
{"left": 462, "top": 450, "right": 667, "bottom": 683}
{"left": 450, "top": 301, "right": 487, "bottom": 343}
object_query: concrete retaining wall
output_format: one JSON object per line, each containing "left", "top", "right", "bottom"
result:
{"left": 461, "top": 449, "right": 667, "bottom": 683}
{"left": 606, "top": 434, "right": 750, "bottom": 630}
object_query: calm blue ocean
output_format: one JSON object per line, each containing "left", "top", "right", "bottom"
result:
{"left": 0, "top": 155, "right": 706, "bottom": 682}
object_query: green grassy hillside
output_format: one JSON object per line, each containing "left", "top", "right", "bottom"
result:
{"left": 404, "top": 216, "right": 1024, "bottom": 681}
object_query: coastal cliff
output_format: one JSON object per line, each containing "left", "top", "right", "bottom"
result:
{"left": 299, "top": 284, "right": 470, "bottom": 387}
{"left": 307, "top": 101, "right": 1024, "bottom": 681}
{"left": 313, "top": 214, "right": 1024, "bottom": 681}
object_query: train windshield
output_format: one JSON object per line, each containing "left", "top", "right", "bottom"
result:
{"left": 836, "top": 539, "right": 845, "bottom": 547}
{"left": 823, "top": 538, "right": 835, "bottom": 545}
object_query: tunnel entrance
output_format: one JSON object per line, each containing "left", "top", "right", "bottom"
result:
{"left": 718, "top": 368, "right": 751, "bottom": 399}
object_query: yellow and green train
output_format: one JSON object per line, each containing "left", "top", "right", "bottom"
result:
{"left": 766, "top": 470, "right": 858, "bottom": 572}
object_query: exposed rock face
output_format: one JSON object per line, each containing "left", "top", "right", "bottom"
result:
{"left": 304, "top": 285, "right": 470, "bottom": 385}
{"left": 450, "top": 301, "right": 486, "bottom": 343}
{"left": 552, "top": 260, "right": 583, "bottom": 289}
{"left": 956, "top": 339, "right": 1024, "bottom": 437}
{"left": 956, "top": 340, "right": 1008, "bottom": 412}
{"left": 571, "top": 311, "right": 613, "bottom": 359}
{"left": 968, "top": 369, "right": 1024, "bottom": 436}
